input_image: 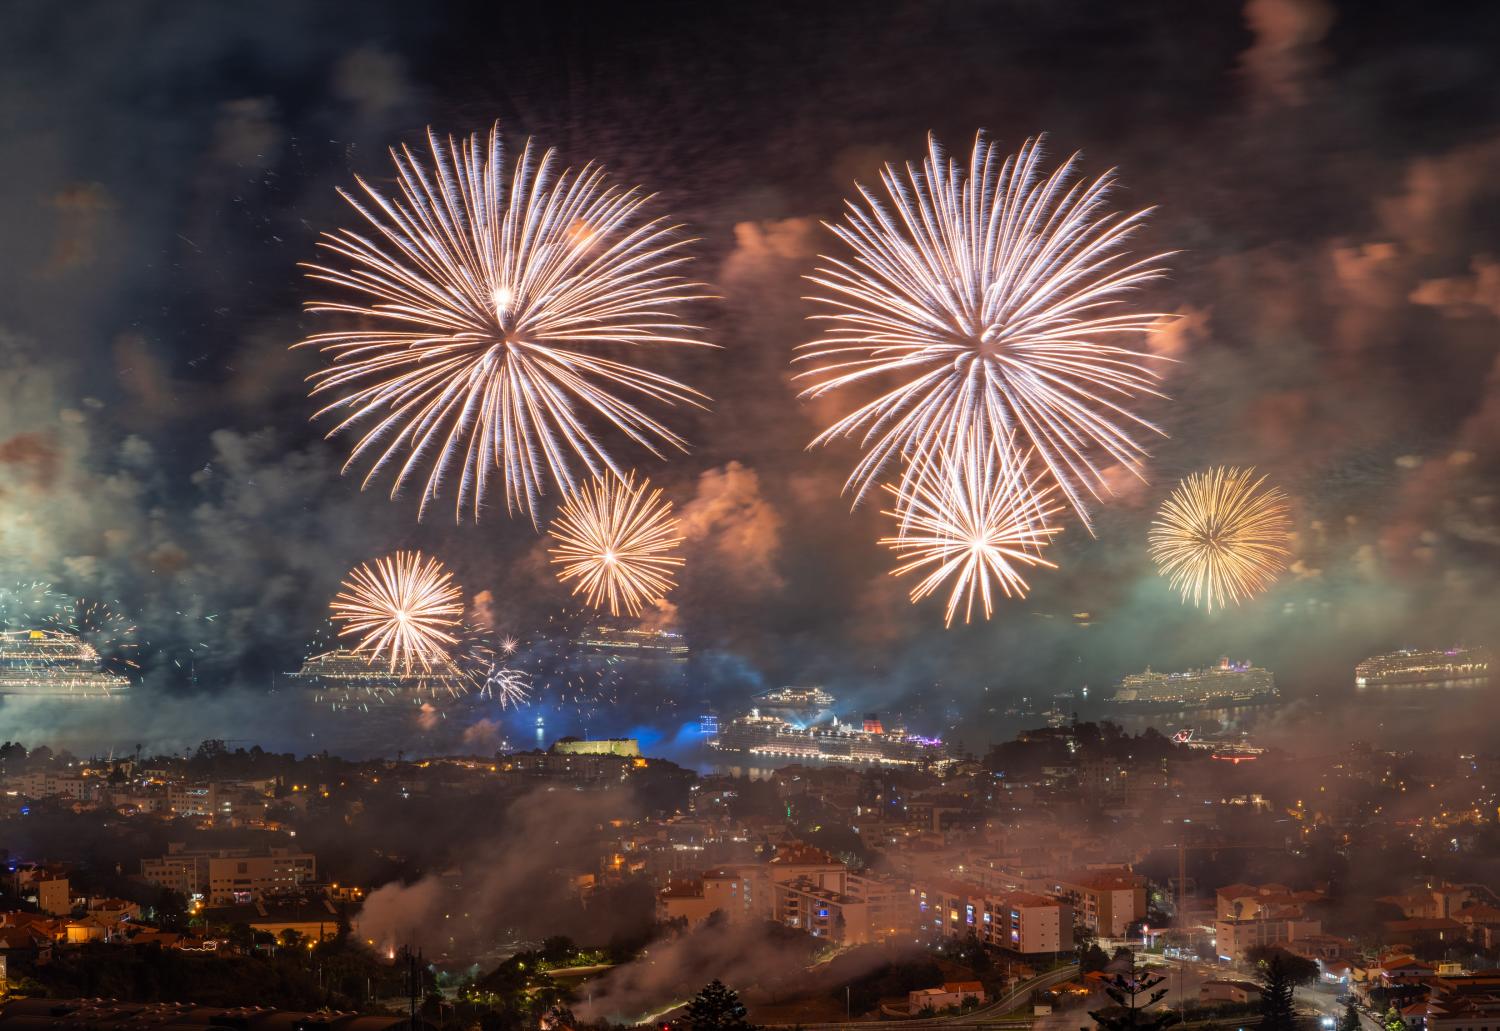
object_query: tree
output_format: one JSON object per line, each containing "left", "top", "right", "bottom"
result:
{"left": 154, "top": 889, "right": 188, "bottom": 932}
{"left": 687, "top": 980, "right": 754, "bottom": 1031}
{"left": 1088, "top": 963, "right": 1179, "bottom": 1031}
{"left": 1339, "top": 1000, "right": 1362, "bottom": 1031}
{"left": 1080, "top": 943, "right": 1112, "bottom": 974}
{"left": 1258, "top": 952, "right": 1301, "bottom": 1031}
{"left": 960, "top": 929, "right": 992, "bottom": 975}
{"left": 1249, "top": 946, "right": 1320, "bottom": 988}
{"left": 1384, "top": 1007, "right": 1406, "bottom": 1031}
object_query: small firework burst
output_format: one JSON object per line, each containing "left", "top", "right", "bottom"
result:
{"left": 547, "top": 473, "right": 684, "bottom": 617}
{"left": 1148, "top": 466, "right": 1291, "bottom": 610}
{"left": 330, "top": 551, "right": 465, "bottom": 674}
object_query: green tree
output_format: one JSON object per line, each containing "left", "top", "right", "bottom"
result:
{"left": 1088, "top": 964, "right": 1179, "bottom": 1031}
{"left": 687, "top": 980, "right": 754, "bottom": 1031}
{"left": 1257, "top": 953, "right": 1301, "bottom": 1031}
{"left": 1384, "top": 1006, "right": 1406, "bottom": 1031}
{"left": 1339, "top": 1000, "right": 1362, "bottom": 1031}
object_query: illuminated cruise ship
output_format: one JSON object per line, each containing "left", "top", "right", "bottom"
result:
{"left": 1111, "top": 657, "right": 1277, "bottom": 710}
{"left": 1354, "top": 647, "right": 1491, "bottom": 687}
{"left": 288, "top": 649, "right": 466, "bottom": 694}
{"left": 0, "top": 630, "right": 131, "bottom": 696}
{"left": 575, "top": 624, "right": 688, "bottom": 662}
{"left": 709, "top": 710, "right": 946, "bottom": 767}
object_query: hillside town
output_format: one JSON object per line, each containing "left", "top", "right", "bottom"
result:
{"left": 3, "top": 723, "right": 1500, "bottom": 1031}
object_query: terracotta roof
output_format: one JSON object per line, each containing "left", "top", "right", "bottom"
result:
{"left": 1060, "top": 869, "right": 1142, "bottom": 891}
{"left": 1216, "top": 882, "right": 1261, "bottom": 898}
{"left": 1384, "top": 918, "right": 1463, "bottom": 932}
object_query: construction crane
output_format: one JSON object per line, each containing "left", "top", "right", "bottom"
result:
{"left": 1172, "top": 840, "right": 1282, "bottom": 929}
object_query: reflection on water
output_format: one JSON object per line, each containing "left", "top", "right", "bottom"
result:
{"left": 1353, "top": 676, "right": 1490, "bottom": 694}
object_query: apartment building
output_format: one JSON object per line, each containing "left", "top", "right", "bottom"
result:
{"left": 1049, "top": 868, "right": 1147, "bottom": 937}
{"left": 916, "top": 879, "right": 1074, "bottom": 955}
{"left": 659, "top": 846, "right": 912, "bottom": 944}
{"left": 141, "top": 844, "right": 315, "bottom": 902}
{"left": 1215, "top": 913, "right": 1323, "bottom": 964}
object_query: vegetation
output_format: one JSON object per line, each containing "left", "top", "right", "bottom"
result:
{"left": 1255, "top": 949, "right": 1316, "bottom": 1031}
{"left": 686, "top": 980, "right": 754, "bottom": 1031}
{"left": 1087, "top": 964, "right": 1179, "bottom": 1031}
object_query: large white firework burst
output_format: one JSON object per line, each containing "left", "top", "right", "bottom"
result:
{"left": 881, "top": 430, "right": 1062, "bottom": 626}
{"left": 299, "top": 123, "right": 711, "bottom": 522}
{"left": 797, "top": 133, "right": 1172, "bottom": 530}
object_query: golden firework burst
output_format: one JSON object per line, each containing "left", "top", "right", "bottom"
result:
{"left": 1148, "top": 466, "right": 1291, "bottom": 610}
{"left": 548, "top": 473, "right": 684, "bottom": 617}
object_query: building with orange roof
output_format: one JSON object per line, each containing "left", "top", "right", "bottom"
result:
{"left": 1048, "top": 868, "right": 1146, "bottom": 937}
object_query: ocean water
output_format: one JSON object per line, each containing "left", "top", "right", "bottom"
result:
{"left": 3, "top": 673, "right": 1496, "bottom": 763}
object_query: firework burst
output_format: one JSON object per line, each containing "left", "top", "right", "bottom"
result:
{"left": 1148, "top": 466, "right": 1291, "bottom": 611}
{"left": 796, "top": 133, "right": 1172, "bottom": 530}
{"left": 548, "top": 472, "right": 684, "bottom": 617}
{"left": 299, "top": 123, "right": 712, "bottom": 523}
{"left": 480, "top": 666, "right": 532, "bottom": 708}
{"left": 881, "top": 431, "right": 1062, "bottom": 626}
{"left": 330, "top": 551, "right": 465, "bottom": 674}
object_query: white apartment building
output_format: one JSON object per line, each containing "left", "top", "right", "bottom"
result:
{"left": 916, "top": 880, "right": 1074, "bottom": 955}
{"left": 140, "top": 844, "right": 315, "bottom": 902}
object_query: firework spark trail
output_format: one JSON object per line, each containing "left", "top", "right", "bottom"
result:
{"left": 1148, "top": 466, "right": 1291, "bottom": 611}
{"left": 330, "top": 551, "right": 465, "bottom": 674}
{"left": 548, "top": 472, "right": 684, "bottom": 617}
{"left": 299, "top": 123, "right": 712, "bottom": 523}
{"left": 480, "top": 666, "right": 532, "bottom": 708}
{"left": 796, "top": 133, "right": 1172, "bottom": 531}
{"left": 881, "top": 430, "right": 1062, "bottom": 626}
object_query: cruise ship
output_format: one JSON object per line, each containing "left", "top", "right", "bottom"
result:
{"left": 1110, "top": 658, "right": 1278, "bottom": 710}
{"left": 0, "top": 629, "right": 131, "bottom": 696}
{"left": 1354, "top": 647, "right": 1492, "bottom": 687}
{"left": 575, "top": 624, "right": 688, "bottom": 663}
{"left": 287, "top": 648, "right": 467, "bottom": 699}
{"left": 709, "top": 710, "right": 946, "bottom": 767}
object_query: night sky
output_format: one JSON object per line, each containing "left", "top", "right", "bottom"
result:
{"left": 4, "top": 1, "right": 1500, "bottom": 748}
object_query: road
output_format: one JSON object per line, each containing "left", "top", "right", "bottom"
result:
{"left": 764, "top": 964, "right": 1080, "bottom": 1030}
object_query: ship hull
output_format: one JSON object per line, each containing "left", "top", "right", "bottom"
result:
{"left": 1109, "top": 691, "right": 1279, "bottom": 713}
{"left": 709, "top": 725, "right": 943, "bottom": 767}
